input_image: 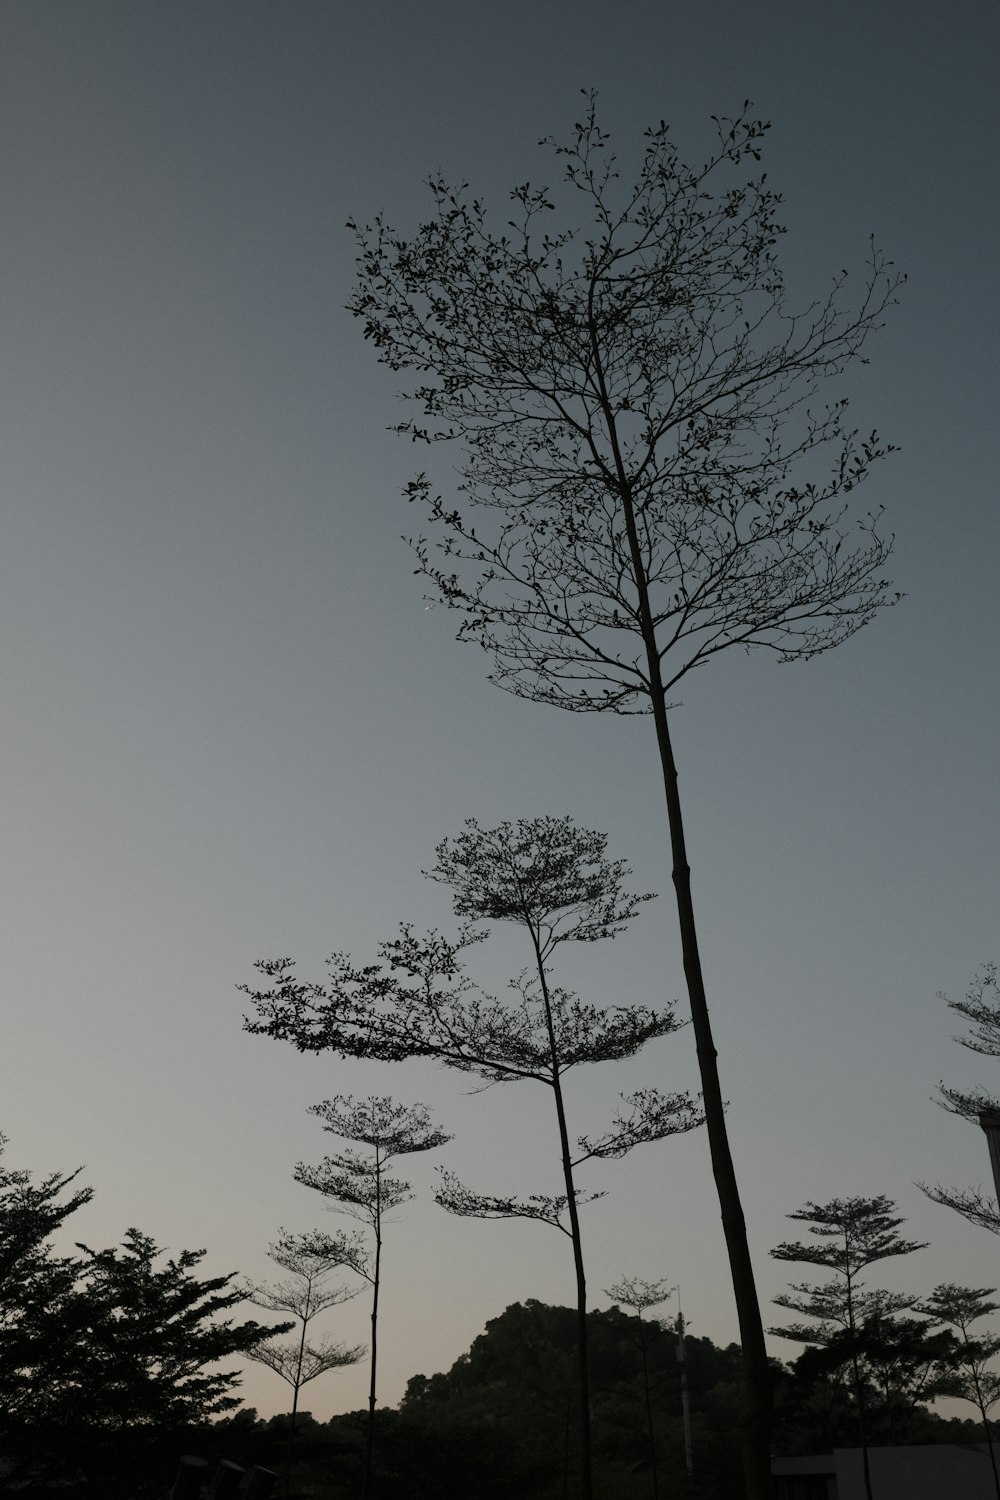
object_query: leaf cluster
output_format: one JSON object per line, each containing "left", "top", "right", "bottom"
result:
{"left": 244, "top": 922, "right": 680, "bottom": 1087}
{"left": 428, "top": 815, "right": 653, "bottom": 949}
{"left": 0, "top": 1138, "right": 281, "bottom": 1487}
{"left": 770, "top": 1196, "right": 927, "bottom": 1345}
{"left": 771, "top": 1195, "right": 927, "bottom": 1278}
{"left": 293, "top": 1095, "right": 451, "bottom": 1239}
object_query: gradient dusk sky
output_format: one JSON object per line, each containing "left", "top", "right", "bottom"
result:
{"left": 1, "top": 1, "right": 998, "bottom": 1419}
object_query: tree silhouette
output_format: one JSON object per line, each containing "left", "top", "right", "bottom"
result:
{"left": 293, "top": 1095, "right": 450, "bottom": 1500}
{"left": 917, "top": 1283, "right": 1000, "bottom": 1500}
{"left": 346, "top": 91, "right": 903, "bottom": 1500}
{"left": 244, "top": 816, "right": 700, "bottom": 1500}
{"left": 75, "top": 1229, "right": 283, "bottom": 1429}
{"left": 770, "top": 1196, "right": 926, "bottom": 1500}
{"left": 242, "top": 1231, "right": 364, "bottom": 1495}
{"left": 0, "top": 1133, "right": 93, "bottom": 1433}
{"left": 921, "top": 964, "right": 1000, "bottom": 1234}
{"left": 605, "top": 1276, "right": 678, "bottom": 1499}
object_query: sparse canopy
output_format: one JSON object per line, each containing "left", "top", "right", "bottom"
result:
{"left": 773, "top": 1195, "right": 928, "bottom": 1281}
{"left": 937, "top": 963, "right": 1000, "bottom": 1119}
{"left": 243, "top": 1229, "right": 364, "bottom": 1388}
{"left": 245, "top": 1229, "right": 369, "bottom": 1308}
{"left": 349, "top": 93, "right": 902, "bottom": 712}
{"left": 295, "top": 1096, "right": 451, "bottom": 1236}
{"left": 604, "top": 1275, "right": 687, "bottom": 1498}
{"left": 606, "top": 1276, "right": 676, "bottom": 1319}
{"left": 249, "top": 1335, "right": 360, "bottom": 1388}
{"left": 771, "top": 1196, "right": 927, "bottom": 1344}
{"left": 243, "top": 819, "right": 683, "bottom": 1093}
{"left": 428, "top": 816, "right": 652, "bottom": 942}
{"left": 243, "top": 1230, "right": 363, "bottom": 1496}
{"left": 291, "top": 1095, "right": 450, "bottom": 1500}
{"left": 918, "top": 1281, "right": 1000, "bottom": 1499}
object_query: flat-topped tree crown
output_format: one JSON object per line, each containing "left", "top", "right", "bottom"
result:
{"left": 311, "top": 1095, "right": 451, "bottom": 1158}
{"left": 243, "top": 817, "right": 674, "bottom": 1079}
{"left": 772, "top": 1195, "right": 928, "bottom": 1278}
{"left": 296, "top": 1095, "right": 451, "bottom": 1222}
{"left": 428, "top": 815, "right": 653, "bottom": 949}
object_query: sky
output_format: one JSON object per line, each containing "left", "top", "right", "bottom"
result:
{"left": 1, "top": 0, "right": 998, "bottom": 1421}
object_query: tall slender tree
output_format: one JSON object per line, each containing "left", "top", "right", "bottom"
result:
{"left": 346, "top": 92, "right": 902, "bottom": 1500}
{"left": 243, "top": 816, "right": 700, "bottom": 1500}
{"left": 293, "top": 1096, "right": 450, "bottom": 1500}
{"left": 242, "top": 1231, "right": 364, "bottom": 1496}
{"left": 770, "top": 1196, "right": 926, "bottom": 1500}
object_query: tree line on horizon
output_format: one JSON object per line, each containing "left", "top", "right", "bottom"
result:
{"left": 4, "top": 1040, "right": 1000, "bottom": 1500}
{"left": 2, "top": 1154, "right": 995, "bottom": 1500}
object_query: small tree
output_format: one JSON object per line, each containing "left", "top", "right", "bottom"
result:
{"left": 0, "top": 1137, "right": 281, "bottom": 1493}
{"left": 347, "top": 92, "right": 903, "bottom": 1500}
{"left": 770, "top": 1196, "right": 927, "bottom": 1500}
{"left": 244, "top": 817, "right": 700, "bottom": 1500}
{"left": 243, "top": 1231, "right": 364, "bottom": 1495}
{"left": 293, "top": 1095, "right": 450, "bottom": 1500}
{"left": 921, "top": 964, "right": 1000, "bottom": 1233}
{"left": 76, "top": 1229, "right": 283, "bottom": 1429}
{"left": 917, "top": 1284, "right": 1000, "bottom": 1500}
{"left": 605, "top": 1277, "right": 677, "bottom": 1499}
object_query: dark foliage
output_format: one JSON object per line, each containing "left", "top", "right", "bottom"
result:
{"left": 202, "top": 1299, "right": 989, "bottom": 1500}
{"left": 0, "top": 1136, "right": 281, "bottom": 1497}
{"left": 346, "top": 93, "right": 904, "bottom": 1500}
{"left": 244, "top": 817, "right": 699, "bottom": 1500}
{"left": 400, "top": 1300, "right": 746, "bottom": 1499}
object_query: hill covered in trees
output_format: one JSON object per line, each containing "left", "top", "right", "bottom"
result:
{"left": 203, "top": 1299, "right": 982, "bottom": 1500}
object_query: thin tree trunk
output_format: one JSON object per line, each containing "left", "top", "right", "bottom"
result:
{"left": 842, "top": 1266, "right": 874, "bottom": 1500}
{"left": 849, "top": 1347, "right": 875, "bottom": 1500}
{"left": 284, "top": 1284, "right": 311, "bottom": 1499}
{"left": 637, "top": 1316, "right": 660, "bottom": 1500}
{"left": 362, "top": 1192, "right": 382, "bottom": 1500}
{"left": 533, "top": 933, "right": 594, "bottom": 1500}
{"left": 982, "top": 1417, "right": 1000, "bottom": 1500}
{"left": 588, "top": 302, "right": 773, "bottom": 1500}
{"left": 551, "top": 1075, "right": 592, "bottom": 1500}
{"left": 648, "top": 679, "right": 774, "bottom": 1499}
{"left": 970, "top": 1375, "right": 1000, "bottom": 1500}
